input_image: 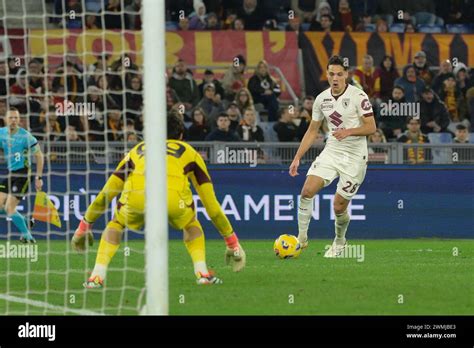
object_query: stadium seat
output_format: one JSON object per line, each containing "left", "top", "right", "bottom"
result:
{"left": 446, "top": 24, "right": 474, "bottom": 34}
{"left": 364, "top": 24, "right": 376, "bottom": 32}
{"left": 389, "top": 23, "right": 405, "bottom": 33}
{"left": 416, "top": 24, "right": 444, "bottom": 33}
{"left": 428, "top": 132, "right": 453, "bottom": 164}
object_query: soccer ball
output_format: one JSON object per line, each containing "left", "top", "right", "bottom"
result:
{"left": 273, "top": 234, "right": 302, "bottom": 259}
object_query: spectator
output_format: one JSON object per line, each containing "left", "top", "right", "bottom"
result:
{"left": 126, "top": 131, "right": 140, "bottom": 143}
{"left": 419, "top": 87, "right": 450, "bottom": 134}
{"left": 368, "top": 128, "right": 388, "bottom": 163}
{"left": 236, "top": 0, "right": 265, "bottom": 30}
{"left": 405, "top": 22, "right": 416, "bottom": 32}
{"left": 105, "top": 109, "right": 123, "bottom": 141}
{"left": 189, "top": 1, "right": 207, "bottom": 30}
{"left": 206, "top": 12, "right": 221, "bottom": 30}
{"left": 453, "top": 62, "right": 474, "bottom": 98}
{"left": 237, "top": 108, "right": 264, "bottom": 142}
{"left": 34, "top": 105, "right": 63, "bottom": 141}
{"left": 126, "top": 0, "right": 142, "bottom": 30}
{"left": 354, "top": 13, "right": 372, "bottom": 31}
{"left": 126, "top": 75, "right": 143, "bottom": 120}
{"left": 88, "top": 53, "right": 110, "bottom": 75}
{"left": 262, "top": 19, "right": 278, "bottom": 31}
{"left": 233, "top": 18, "right": 245, "bottom": 30}
{"left": 7, "top": 57, "right": 20, "bottom": 87}
{"left": 205, "top": 113, "right": 241, "bottom": 141}
{"left": 374, "top": 55, "right": 399, "bottom": 102}
{"left": 374, "top": 0, "right": 398, "bottom": 26}
{"left": 0, "top": 98, "right": 6, "bottom": 126}
{"left": 98, "top": 0, "right": 129, "bottom": 29}
{"left": 432, "top": 59, "right": 453, "bottom": 96}
{"left": 394, "top": 64, "right": 425, "bottom": 102}
{"left": 406, "top": 0, "right": 441, "bottom": 25}
{"left": 438, "top": 74, "right": 469, "bottom": 134}
{"left": 178, "top": 17, "right": 190, "bottom": 30}
{"left": 187, "top": 107, "right": 210, "bottom": 141}
{"left": 234, "top": 87, "right": 255, "bottom": 115}
{"left": 226, "top": 102, "right": 242, "bottom": 132}
{"left": 248, "top": 60, "right": 281, "bottom": 121}
{"left": 85, "top": 14, "right": 99, "bottom": 29}
{"left": 54, "top": 0, "right": 83, "bottom": 28}
{"left": 286, "top": 14, "right": 303, "bottom": 31}
{"left": 309, "top": 2, "right": 333, "bottom": 31}
{"left": 0, "top": 60, "right": 8, "bottom": 96}
{"left": 28, "top": 59, "right": 45, "bottom": 94}
{"left": 398, "top": 117, "right": 430, "bottom": 164}
{"left": 375, "top": 18, "right": 388, "bottom": 32}
{"left": 198, "top": 69, "right": 224, "bottom": 99}
{"left": 273, "top": 106, "right": 300, "bottom": 142}
{"left": 195, "top": 82, "right": 225, "bottom": 127}
{"left": 291, "top": 0, "right": 319, "bottom": 23}
{"left": 169, "top": 59, "right": 200, "bottom": 110}
{"left": 333, "top": 0, "right": 354, "bottom": 31}
{"left": 222, "top": 55, "right": 246, "bottom": 101}
{"left": 413, "top": 51, "right": 434, "bottom": 86}
{"left": 378, "top": 85, "right": 409, "bottom": 140}
{"left": 9, "top": 69, "right": 37, "bottom": 114}
{"left": 166, "top": 73, "right": 180, "bottom": 111}
{"left": 347, "top": 66, "right": 364, "bottom": 90}
{"left": 452, "top": 124, "right": 470, "bottom": 164}
{"left": 301, "top": 95, "right": 314, "bottom": 115}
{"left": 353, "top": 55, "right": 378, "bottom": 100}
{"left": 64, "top": 125, "right": 83, "bottom": 142}
{"left": 52, "top": 60, "right": 84, "bottom": 103}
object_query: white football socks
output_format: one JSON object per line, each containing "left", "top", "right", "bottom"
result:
{"left": 297, "top": 196, "right": 313, "bottom": 242}
{"left": 335, "top": 211, "right": 350, "bottom": 245}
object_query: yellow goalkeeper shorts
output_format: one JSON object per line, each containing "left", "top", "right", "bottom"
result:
{"left": 168, "top": 189, "right": 195, "bottom": 230}
{"left": 112, "top": 179, "right": 145, "bottom": 231}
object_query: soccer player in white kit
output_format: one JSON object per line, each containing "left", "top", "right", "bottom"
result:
{"left": 289, "top": 55, "right": 376, "bottom": 257}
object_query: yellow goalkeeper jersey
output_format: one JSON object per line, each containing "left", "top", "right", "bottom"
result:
{"left": 167, "top": 139, "right": 211, "bottom": 194}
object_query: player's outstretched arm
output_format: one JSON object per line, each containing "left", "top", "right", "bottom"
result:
{"left": 289, "top": 120, "right": 322, "bottom": 177}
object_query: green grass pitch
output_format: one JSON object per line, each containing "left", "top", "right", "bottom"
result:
{"left": 0, "top": 239, "right": 472, "bottom": 315}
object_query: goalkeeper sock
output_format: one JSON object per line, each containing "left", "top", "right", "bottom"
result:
{"left": 297, "top": 196, "right": 313, "bottom": 242}
{"left": 92, "top": 236, "right": 120, "bottom": 280}
{"left": 8, "top": 212, "right": 31, "bottom": 237}
{"left": 335, "top": 211, "right": 350, "bottom": 245}
{"left": 184, "top": 233, "right": 209, "bottom": 276}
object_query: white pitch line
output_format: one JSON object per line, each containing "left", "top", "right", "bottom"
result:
{"left": 0, "top": 294, "right": 103, "bottom": 315}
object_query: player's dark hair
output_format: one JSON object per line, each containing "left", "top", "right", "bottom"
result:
{"left": 167, "top": 113, "right": 185, "bottom": 140}
{"left": 8, "top": 106, "right": 19, "bottom": 112}
{"left": 456, "top": 124, "right": 467, "bottom": 131}
{"left": 321, "top": 14, "right": 333, "bottom": 22}
{"left": 327, "top": 55, "right": 348, "bottom": 70}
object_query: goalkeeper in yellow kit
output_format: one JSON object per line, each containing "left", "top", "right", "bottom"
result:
{"left": 72, "top": 113, "right": 246, "bottom": 287}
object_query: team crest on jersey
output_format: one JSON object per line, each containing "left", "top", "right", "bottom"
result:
{"left": 342, "top": 98, "right": 350, "bottom": 108}
{"left": 361, "top": 98, "right": 372, "bottom": 111}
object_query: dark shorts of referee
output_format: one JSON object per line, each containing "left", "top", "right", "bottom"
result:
{"left": 0, "top": 168, "right": 30, "bottom": 200}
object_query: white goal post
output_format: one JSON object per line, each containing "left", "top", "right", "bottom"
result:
{"left": 142, "top": 0, "right": 168, "bottom": 315}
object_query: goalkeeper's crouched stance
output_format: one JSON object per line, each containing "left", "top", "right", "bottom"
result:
{"left": 72, "top": 114, "right": 246, "bottom": 287}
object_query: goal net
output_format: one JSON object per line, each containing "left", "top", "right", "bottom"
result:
{"left": 0, "top": 0, "right": 148, "bottom": 315}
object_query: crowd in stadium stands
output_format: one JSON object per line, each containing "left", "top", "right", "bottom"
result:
{"left": 0, "top": 0, "right": 470, "bottom": 164}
